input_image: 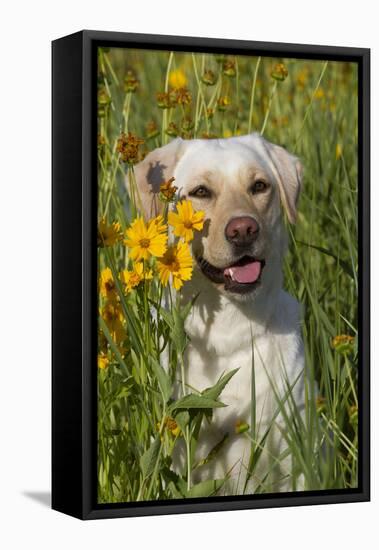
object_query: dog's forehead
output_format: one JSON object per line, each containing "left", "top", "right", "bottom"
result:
{"left": 177, "top": 135, "right": 273, "bottom": 181}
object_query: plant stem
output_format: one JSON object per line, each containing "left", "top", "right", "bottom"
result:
{"left": 123, "top": 93, "right": 132, "bottom": 133}
{"left": 161, "top": 52, "right": 174, "bottom": 145}
{"left": 192, "top": 53, "right": 209, "bottom": 135}
{"left": 294, "top": 61, "right": 328, "bottom": 150}
{"left": 248, "top": 57, "right": 261, "bottom": 133}
{"left": 260, "top": 81, "right": 277, "bottom": 135}
{"left": 179, "top": 351, "right": 192, "bottom": 490}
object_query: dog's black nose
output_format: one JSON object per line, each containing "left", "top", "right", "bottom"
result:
{"left": 225, "top": 216, "right": 259, "bottom": 246}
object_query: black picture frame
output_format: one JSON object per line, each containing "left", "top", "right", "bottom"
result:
{"left": 52, "top": 30, "right": 370, "bottom": 520}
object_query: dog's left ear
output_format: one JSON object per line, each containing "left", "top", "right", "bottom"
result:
{"left": 261, "top": 138, "right": 303, "bottom": 224}
{"left": 131, "top": 138, "right": 186, "bottom": 219}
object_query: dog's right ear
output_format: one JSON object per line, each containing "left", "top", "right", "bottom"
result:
{"left": 256, "top": 135, "right": 303, "bottom": 224}
{"left": 130, "top": 138, "right": 185, "bottom": 219}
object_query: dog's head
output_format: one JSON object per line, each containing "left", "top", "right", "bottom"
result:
{"left": 133, "top": 133, "right": 302, "bottom": 300}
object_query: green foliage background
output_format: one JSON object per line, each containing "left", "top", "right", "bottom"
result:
{"left": 97, "top": 48, "right": 358, "bottom": 503}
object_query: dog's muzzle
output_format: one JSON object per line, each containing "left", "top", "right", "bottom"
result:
{"left": 197, "top": 255, "right": 266, "bottom": 294}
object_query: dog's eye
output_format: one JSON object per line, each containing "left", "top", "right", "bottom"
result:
{"left": 189, "top": 185, "right": 212, "bottom": 199}
{"left": 250, "top": 180, "right": 268, "bottom": 195}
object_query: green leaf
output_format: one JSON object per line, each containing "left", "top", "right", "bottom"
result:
{"left": 161, "top": 467, "right": 187, "bottom": 498}
{"left": 158, "top": 307, "right": 174, "bottom": 331}
{"left": 167, "top": 482, "right": 185, "bottom": 499}
{"left": 130, "top": 348, "right": 142, "bottom": 384}
{"left": 185, "top": 479, "right": 225, "bottom": 498}
{"left": 107, "top": 379, "right": 134, "bottom": 408}
{"left": 180, "top": 293, "right": 200, "bottom": 321}
{"left": 172, "top": 307, "right": 188, "bottom": 354}
{"left": 130, "top": 348, "right": 140, "bottom": 368}
{"left": 174, "top": 410, "right": 190, "bottom": 431}
{"left": 195, "top": 433, "right": 229, "bottom": 468}
{"left": 159, "top": 303, "right": 192, "bottom": 355}
{"left": 202, "top": 368, "right": 239, "bottom": 401}
{"left": 150, "top": 358, "right": 172, "bottom": 403}
{"left": 170, "top": 394, "right": 226, "bottom": 412}
{"left": 140, "top": 437, "right": 161, "bottom": 480}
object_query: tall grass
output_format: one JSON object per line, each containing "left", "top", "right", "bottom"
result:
{"left": 97, "top": 47, "right": 358, "bottom": 502}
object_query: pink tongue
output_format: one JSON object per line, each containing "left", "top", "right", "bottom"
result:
{"left": 224, "top": 261, "right": 261, "bottom": 284}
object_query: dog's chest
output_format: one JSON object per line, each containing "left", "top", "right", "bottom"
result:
{"left": 183, "top": 290, "right": 304, "bottom": 433}
{"left": 179, "top": 290, "right": 305, "bottom": 490}
{"left": 184, "top": 320, "right": 279, "bottom": 430}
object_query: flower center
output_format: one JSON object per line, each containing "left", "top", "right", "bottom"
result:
{"left": 130, "top": 273, "right": 141, "bottom": 285}
{"left": 170, "top": 260, "right": 180, "bottom": 272}
{"left": 139, "top": 238, "right": 150, "bottom": 248}
{"left": 105, "top": 281, "right": 115, "bottom": 292}
{"left": 184, "top": 220, "right": 193, "bottom": 229}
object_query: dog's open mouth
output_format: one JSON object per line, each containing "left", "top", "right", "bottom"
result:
{"left": 197, "top": 255, "right": 266, "bottom": 294}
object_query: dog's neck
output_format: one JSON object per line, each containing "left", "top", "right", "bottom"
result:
{"left": 182, "top": 267, "right": 282, "bottom": 343}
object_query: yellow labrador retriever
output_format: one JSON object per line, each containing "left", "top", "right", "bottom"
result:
{"left": 133, "top": 133, "right": 305, "bottom": 494}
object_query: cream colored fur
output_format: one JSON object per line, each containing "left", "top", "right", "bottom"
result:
{"left": 133, "top": 133, "right": 305, "bottom": 494}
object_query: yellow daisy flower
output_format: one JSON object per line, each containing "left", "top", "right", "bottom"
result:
{"left": 331, "top": 334, "right": 355, "bottom": 355}
{"left": 157, "top": 241, "right": 193, "bottom": 290}
{"left": 157, "top": 416, "right": 181, "bottom": 437}
{"left": 148, "top": 215, "right": 167, "bottom": 234}
{"left": 120, "top": 262, "right": 153, "bottom": 293}
{"left": 168, "top": 200, "right": 205, "bottom": 242}
{"left": 166, "top": 416, "right": 181, "bottom": 437}
{"left": 124, "top": 216, "right": 168, "bottom": 261}
{"left": 98, "top": 217, "right": 123, "bottom": 247}
{"left": 101, "top": 301, "right": 126, "bottom": 343}
{"left": 98, "top": 352, "right": 109, "bottom": 370}
{"left": 100, "top": 267, "right": 118, "bottom": 302}
{"left": 169, "top": 69, "right": 187, "bottom": 89}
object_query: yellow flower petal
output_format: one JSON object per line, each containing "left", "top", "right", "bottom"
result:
{"left": 168, "top": 200, "right": 205, "bottom": 242}
{"left": 125, "top": 216, "right": 167, "bottom": 261}
{"left": 98, "top": 217, "right": 123, "bottom": 247}
{"left": 167, "top": 211, "right": 181, "bottom": 226}
{"left": 98, "top": 353, "right": 109, "bottom": 370}
{"left": 169, "top": 69, "right": 187, "bottom": 89}
{"left": 101, "top": 301, "right": 126, "bottom": 343}
{"left": 100, "top": 267, "right": 118, "bottom": 301}
{"left": 157, "top": 241, "right": 193, "bottom": 289}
